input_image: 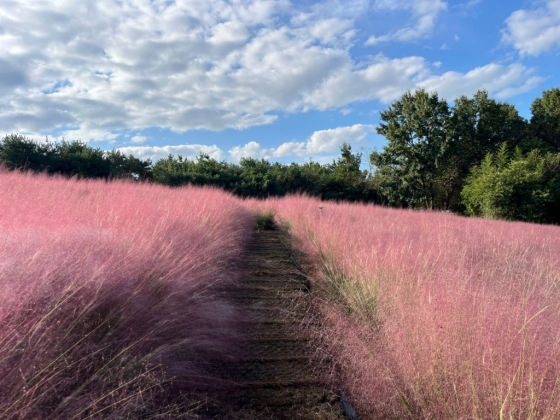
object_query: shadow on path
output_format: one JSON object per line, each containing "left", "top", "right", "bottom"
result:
{"left": 198, "top": 230, "right": 346, "bottom": 419}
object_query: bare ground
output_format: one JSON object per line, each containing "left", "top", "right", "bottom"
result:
{"left": 196, "top": 230, "right": 347, "bottom": 419}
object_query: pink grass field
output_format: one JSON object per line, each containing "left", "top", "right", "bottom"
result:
{"left": 0, "top": 170, "right": 252, "bottom": 419}
{"left": 259, "top": 195, "right": 560, "bottom": 419}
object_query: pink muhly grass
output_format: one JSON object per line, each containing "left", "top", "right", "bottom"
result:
{"left": 0, "top": 170, "right": 253, "bottom": 419}
{"left": 259, "top": 195, "right": 560, "bottom": 419}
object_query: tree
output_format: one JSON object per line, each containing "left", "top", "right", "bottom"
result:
{"left": 529, "top": 87, "right": 560, "bottom": 152}
{"left": 49, "top": 140, "right": 111, "bottom": 178}
{"left": 104, "top": 150, "right": 152, "bottom": 180}
{"left": 371, "top": 89, "right": 450, "bottom": 209}
{"left": 0, "top": 134, "right": 50, "bottom": 171}
{"left": 442, "top": 90, "right": 527, "bottom": 210}
{"left": 325, "top": 142, "right": 377, "bottom": 202}
{"left": 237, "top": 158, "right": 278, "bottom": 198}
{"left": 461, "top": 143, "right": 560, "bottom": 223}
{"left": 152, "top": 153, "right": 247, "bottom": 190}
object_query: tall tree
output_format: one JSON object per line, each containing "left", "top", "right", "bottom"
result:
{"left": 371, "top": 89, "right": 450, "bottom": 209}
{"left": 442, "top": 90, "right": 527, "bottom": 210}
{"left": 104, "top": 150, "right": 152, "bottom": 180}
{"left": 529, "top": 87, "right": 560, "bottom": 152}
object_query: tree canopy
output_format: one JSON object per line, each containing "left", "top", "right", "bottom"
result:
{"left": 370, "top": 89, "right": 451, "bottom": 209}
{"left": 371, "top": 89, "right": 530, "bottom": 212}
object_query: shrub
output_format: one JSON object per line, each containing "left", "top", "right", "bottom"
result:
{"left": 462, "top": 144, "right": 560, "bottom": 223}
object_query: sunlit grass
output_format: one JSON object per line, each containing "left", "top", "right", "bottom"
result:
{"left": 260, "top": 195, "right": 560, "bottom": 419}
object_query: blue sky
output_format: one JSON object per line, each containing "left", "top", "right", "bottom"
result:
{"left": 1, "top": 0, "right": 560, "bottom": 164}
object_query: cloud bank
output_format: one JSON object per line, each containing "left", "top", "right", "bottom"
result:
{"left": 0, "top": 0, "right": 544, "bottom": 142}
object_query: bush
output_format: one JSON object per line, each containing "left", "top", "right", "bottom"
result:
{"left": 462, "top": 143, "right": 560, "bottom": 223}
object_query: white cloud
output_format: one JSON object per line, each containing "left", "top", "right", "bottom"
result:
{"left": 463, "top": 0, "right": 481, "bottom": 8}
{"left": 228, "top": 124, "right": 374, "bottom": 162}
{"left": 130, "top": 135, "right": 147, "bottom": 144}
{"left": 366, "top": 0, "right": 447, "bottom": 45}
{"left": 297, "top": 55, "right": 431, "bottom": 107}
{"left": 309, "top": 18, "right": 355, "bottom": 45}
{"left": 418, "top": 63, "right": 545, "bottom": 100}
{"left": 503, "top": 0, "right": 560, "bottom": 56}
{"left": 309, "top": 0, "right": 371, "bottom": 19}
{"left": 306, "top": 124, "right": 374, "bottom": 153}
{"left": 117, "top": 144, "right": 223, "bottom": 162}
{"left": 229, "top": 141, "right": 270, "bottom": 162}
{"left": 0, "top": 0, "right": 544, "bottom": 143}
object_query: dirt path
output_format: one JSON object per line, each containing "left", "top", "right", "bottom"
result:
{"left": 200, "top": 230, "right": 346, "bottom": 419}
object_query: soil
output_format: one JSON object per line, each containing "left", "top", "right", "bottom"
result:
{"left": 197, "top": 230, "right": 347, "bottom": 419}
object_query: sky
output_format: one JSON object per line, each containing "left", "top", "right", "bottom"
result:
{"left": 1, "top": 0, "right": 560, "bottom": 165}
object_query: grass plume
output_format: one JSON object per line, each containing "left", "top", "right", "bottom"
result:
{"left": 0, "top": 170, "right": 253, "bottom": 418}
{"left": 259, "top": 195, "right": 560, "bottom": 419}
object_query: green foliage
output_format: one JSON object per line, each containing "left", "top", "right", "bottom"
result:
{"left": 151, "top": 144, "right": 378, "bottom": 203}
{"left": 443, "top": 90, "right": 527, "bottom": 210}
{"left": 371, "top": 89, "right": 450, "bottom": 209}
{"left": 461, "top": 144, "right": 560, "bottom": 223}
{"left": 0, "top": 134, "right": 51, "bottom": 171}
{"left": 104, "top": 150, "right": 152, "bottom": 180}
{"left": 49, "top": 140, "right": 111, "bottom": 178}
{"left": 529, "top": 87, "right": 560, "bottom": 152}
{"left": 237, "top": 158, "right": 278, "bottom": 198}
{"left": 372, "top": 89, "right": 528, "bottom": 212}
{"left": 152, "top": 153, "right": 239, "bottom": 188}
{"left": 0, "top": 134, "right": 152, "bottom": 180}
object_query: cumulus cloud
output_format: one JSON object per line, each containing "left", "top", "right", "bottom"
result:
{"left": 130, "top": 135, "right": 147, "bottom": 144}
{"left": 117, "top": 144, "right": 223, "bottom": 162}
{"left": 0, "top": 0, "right": 544, "bottom": 143}
{"left": 503, "top": 0, "right": 560, "bottom": 56}
{"left": 228, "top": 124, "right": 374, "bottom": 162}
{"left": 297, "top": 55, "right": 430, "bottom": 108}
{"left": 418, "top": 63, "right": 545, "bottom": 100}
{"left": 366, "top": 0, "right": 447, "bottom": 45}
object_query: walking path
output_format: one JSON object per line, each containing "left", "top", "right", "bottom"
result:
{"left": 200, "top": 230, "right": 346, "bottom": 419}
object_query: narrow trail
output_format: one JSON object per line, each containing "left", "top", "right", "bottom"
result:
{"left": 201, "top": 229, "right": 347, "bottom": 419}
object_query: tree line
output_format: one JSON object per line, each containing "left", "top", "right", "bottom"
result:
{"left": 2, "top": 87, "right": 560, "bottom": 224}
{"left": 371, "top": 88, "right": 560, "bottom": 224}
{"left": 0, "top": 134, "right": 377, "bottom": 202}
